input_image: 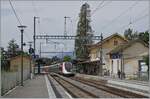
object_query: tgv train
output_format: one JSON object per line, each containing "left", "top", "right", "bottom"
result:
{"left": 45, "top": 62, "right": 75, "bottom": 76}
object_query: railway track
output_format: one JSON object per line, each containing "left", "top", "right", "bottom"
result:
{"left": 71, "top": 77, "right": 148, "bottom": 98}
{"left": 49, "top": 74, "right": 98, "bottom": 98}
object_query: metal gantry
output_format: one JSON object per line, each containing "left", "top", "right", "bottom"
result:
{"left": 35, "top": 35, "right": 102, "bottom": 40}
{"left": 35, "top": 34, "right": 104, "bottom": 75}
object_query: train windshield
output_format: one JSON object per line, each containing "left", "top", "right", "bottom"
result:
{"left": 65, "top": 62, "right": 73, "bottom": 72}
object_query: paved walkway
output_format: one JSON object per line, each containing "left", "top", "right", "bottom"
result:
{"left": 3, "top": 75, "right": 55, "bottom": 98}
{"left": 76, "top": 73, "right": 149, "bottom": 96}
{"left": 76, "top": 73, "right": 149, "bottom": 85}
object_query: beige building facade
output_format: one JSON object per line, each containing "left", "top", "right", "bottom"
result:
{"left": 78, "top": 33, "right": 127, "bottom": 75}
{"left": 10, "top": 55, "right": 33, "bottom": 80}
{"left": 108, "top": 40, "right": 149, "bottom": 79}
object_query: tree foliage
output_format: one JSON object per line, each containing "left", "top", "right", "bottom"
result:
{"left": 143, "top": 55, "right": 149, "bottom": 75}
{"left": 124, "top": 28, "right": 149, "bottom": 44}
{"left": 144, "top": 55, "right": 149, "bottom": 66}
{"left": 51, "top": 56, "right": 61, "bottom": 63}
{"left": 75, "top": 3, "right": 93, "bottom": 60}
{"left": 138, "top": 31, "right": 149, "bottom": 44}
{"left": 63, "top": 55, "right": 71, "bottom": 62}
{"left": 7, "top": 39, "right": 20, "bottom": 57}
{"left": 124, "top": 28, "right": 138, "bottom": 41}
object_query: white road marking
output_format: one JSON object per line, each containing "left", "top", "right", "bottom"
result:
{"left": 64, "top": 91, "right": 73, "bottom": 99}
{"left": 3, "top": 86, "right": 19, "bottom": 97}
{"left": 45, "top": 75, "right": 56, "bottom": 98}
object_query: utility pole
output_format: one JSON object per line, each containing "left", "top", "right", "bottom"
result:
{"left": 33, "top": 16, "right": 39, "bottom": 59}
{"left": 99, "top": 33, "right": 103, "bottom": 76}
{"left": 64, "top": 16, "right": 70, "bottom": 50}
{"left": 64, "top": 16, "right": 70, "bottom": 36}
{"left": 28, "top": 41, "right": 33, "bottom": 79}
{"left": 120, "top": 50, "right": 124, "bottom": 80}
{"left": 39, "top": 42, "right": 42, "bottom": 58}
{"left": 18, "top": 25, "right": 27, "bottom": 86}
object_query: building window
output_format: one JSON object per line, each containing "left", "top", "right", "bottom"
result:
{"left": 114, "top": 40, "right": 118, "bottom": 46}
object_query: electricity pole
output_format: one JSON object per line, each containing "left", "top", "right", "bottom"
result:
{"left": 64, "top": 16, "right": 70, "bottom": 36}
{"left": 18, "top": 25, "right": 27, "bottom": 86}
{"left": 33, "top": 16, "right": 39, "bottom": 59}
{"left": 64, "top": 16, "right": 70, "bottom": 50}
{"left": 99, "top": 33, "right": 103, "bottom": 76}
{"left": 28, "top": 41, "right": 33, "bottom": 79}
{"left": 39, "top": 42, "right": 42, "bottom": 58}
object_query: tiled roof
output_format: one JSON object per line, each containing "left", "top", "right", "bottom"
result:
{"left": 88, "top": 33, "right": 128, "bottom": 49}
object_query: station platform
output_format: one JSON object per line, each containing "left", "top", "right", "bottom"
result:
{"left": 3, "top": 75, "right": 56, "bottom": 98}
{"left": 75, "top": 73, "right": 149, "bottom": 97}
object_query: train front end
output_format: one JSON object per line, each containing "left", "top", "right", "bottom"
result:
{"left": 62, "top": 62, "right": 75, "bottom": 76}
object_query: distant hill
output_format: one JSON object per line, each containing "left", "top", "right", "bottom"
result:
{"left": 56, "top": 51, "right": 75, "bottom": 59}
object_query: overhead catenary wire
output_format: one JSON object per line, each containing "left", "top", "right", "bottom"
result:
{"left": 9, "top": 0, "right": 32, "bottom": 41}
{"left": 91, "top": 0, "right": 112, "bottom": 15}
{"left": 116, "top": 7, "right": 149, "bottom": 32}
{"left": 101, "top": 1, "right": 139, "bottom": 30}
{"left": 91, "top": 0, "right": 105, "bottom": 15}
{"left": 9, "top": 0, "right": 22, "bottom": 26}
{"left": 116, "top": 13, "right": 148, "bottom": 32}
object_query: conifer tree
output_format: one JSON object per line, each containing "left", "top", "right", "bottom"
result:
{"left": 75, "top": 3, "right": 93, "bottom": 60}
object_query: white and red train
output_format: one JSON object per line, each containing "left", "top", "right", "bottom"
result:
{"left": 41, "top": 62, "right": 75, "bottom": 76}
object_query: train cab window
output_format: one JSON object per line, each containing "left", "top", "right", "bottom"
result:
{"left": 65, "top": 62, "right": 73, "bottom": 72}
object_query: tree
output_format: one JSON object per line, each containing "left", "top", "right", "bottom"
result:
{"left": 143, "top": 55, "right": 149, "bottom": 77}
{"left": 138, "top": 31, "right": 149, "bottom": 44}
{"left": 124, "top": 28, "right": 138, "bottom": 41}
{"left": 1, "top": 47, "right": 10, "bottom": 71}
{"left": 75, "top": 3, "right": 93, "bottom": 60}
{"left": 124, "top": 29, "right": 149, "bottom": 44}
{"left": 51, "top": 56, "right": 61, "bottom": 63}
{"left": 63, "top": 55, "right": 71, "bottom": 62}
{"left": 7, "top": 39, "right": 19, "bottom": 57}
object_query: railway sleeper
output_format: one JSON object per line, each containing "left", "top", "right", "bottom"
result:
{"left": 53, "top": 73, "right": 120, "bottom": 98}
{"left": 51, "top": 75, "right": 97, "bottom": 98}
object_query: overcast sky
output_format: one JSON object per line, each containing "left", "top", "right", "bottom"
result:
{"left": 1, "top": 0, "right": 149, "bottom": 57}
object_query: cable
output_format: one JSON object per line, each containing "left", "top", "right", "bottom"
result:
{"left": 9, "top": 0, "right": 32, "bottom": 42}
{"left": 116, "top": 13, "right": 148, "bottom": 32}
{"left": 117, "top": 7, "right": 149, "bottom": 31}
{"left": 91, "top": 0, "right": 105, "bottom": 15}
{"left": 101, "top": 1, "right": 139, "bottom": 30}
{"left": 91, "top": 1, "right": 112, "bottom": 16}
{"left": 9, "top": 0, "right": 22, "bottom": 26}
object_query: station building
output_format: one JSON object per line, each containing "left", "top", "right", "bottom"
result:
{"left": 107, "top": 40, "right": 149, "bottom": 79}
{"left": 77, "top": 33, "right": 128, "bottom": 75}
{"left": 77, "top": 33, "right": 149, "bottom": 80}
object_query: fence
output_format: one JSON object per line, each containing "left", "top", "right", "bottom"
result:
{"left": 1, "top": 62, "right": 30, "bottom": 95}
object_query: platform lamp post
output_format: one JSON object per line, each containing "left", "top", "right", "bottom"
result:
{"left": 28, "top": 41, "right": 33, "bottom": 79}
{"left": 18, "top": 25, "right": 27, "bottom": 86}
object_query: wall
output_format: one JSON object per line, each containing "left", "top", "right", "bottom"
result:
{"left": 109, "top": 42, "right": 149, "bottom": 79}
{"left": 1, "top": 56, "right": 33, "bottom": 95}
{"left": 123, "top": 42, "right": 149, "bottom": 78}
{"left": 89, "top": 36, "right": 127, "bottom": 74}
